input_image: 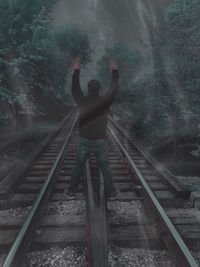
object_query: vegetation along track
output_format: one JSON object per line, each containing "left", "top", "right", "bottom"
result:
{"left": 0, "top": 110, "right": 199, "bottom": 266}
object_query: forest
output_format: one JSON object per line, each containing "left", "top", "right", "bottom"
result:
{"left": 0, "top": 0, "right": 200, "bottom": 154}
{"left": 0, "top": 1, "right": 200, "bottom": 266}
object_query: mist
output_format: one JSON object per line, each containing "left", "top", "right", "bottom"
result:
{"left": 51, "top": 0, "right": 171, "bottom": 81}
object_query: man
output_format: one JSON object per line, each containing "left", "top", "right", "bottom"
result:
{"left": 64, "top": 56, "right": 120, "bottom": 200}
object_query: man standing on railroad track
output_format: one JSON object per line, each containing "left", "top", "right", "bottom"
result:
{"left": 64, "top": 56, "right": 120, "bottom": 200}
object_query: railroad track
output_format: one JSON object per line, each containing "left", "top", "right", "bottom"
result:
{"left": 0, "top": 128, "right": 47, "bottom": 184}
{"left": 107, "top": 116, "right": 199, "bottom": 266}
{"left": 0, "top": 110, "right": 199, "bottom": 266}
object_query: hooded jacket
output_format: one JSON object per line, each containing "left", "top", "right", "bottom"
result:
{"left": 72, "top": 69, "right": 119, "bottom": 140}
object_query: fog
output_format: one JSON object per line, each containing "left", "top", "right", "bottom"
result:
{"left": 51, "top": 0, "right": 171, "bottom": 81}
{"left": 52, "top": 0, "right": 171, "bottom": 45}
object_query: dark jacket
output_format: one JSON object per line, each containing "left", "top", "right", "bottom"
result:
{"left": 72, "top": 69, "right": 119, "bottom": 140}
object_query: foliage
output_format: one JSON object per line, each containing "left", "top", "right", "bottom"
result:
{"left": 123, "top": 0, "right": 200, "bottom": 144}
{"left": 97, "top": 43, "right": 142, "bottom": 100}
{"left": 55, "top": 24, "right": 92, "bottom": 64}
{"left": 164, "top": 0, "right": 200, "bottom": 85}
{"left": 163, "top": 0, "right": 200, "bottom": 140}
{"left": 0, "top": 0, "right": 92, "bottom": 116}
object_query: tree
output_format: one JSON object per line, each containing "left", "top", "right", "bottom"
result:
{"left": 0, "top": 0, "right": 56, "bottom": 113}
{"left": 0, "top": 1, "right": 92, "bottom": 115}
{"left": 97, "top": 43, "right": 142, "bottom": 102}
{"left": 164, "top": 0, "right": 200, "bottom": 138}
{"left": 53, "top": 24, "right": 92, "bottom": 103}
{"left": 131, "top": 0, "right": 200, "bottom": 144}
{"left": 55, "top": 24, "right": 92, "bottom": 64}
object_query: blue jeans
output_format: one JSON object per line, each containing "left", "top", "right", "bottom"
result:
{"left": 68, "top": 137, "right": 115, "bottom": 197}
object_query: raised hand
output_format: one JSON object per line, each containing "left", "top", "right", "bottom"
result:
{"left": 73, "top": 56, "right": 81, "bottom": 70}
{"left": 109, "top": 59, "right": 118, "bottom": 71}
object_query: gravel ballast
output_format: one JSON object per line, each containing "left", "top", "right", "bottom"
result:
{"left": 1, "top": 248, "right": 200, "bottom": 266}
{"left": 0, "top": 206, "right": 32, "bottom": 217}
{"left": 0, "top": 246, "right": 86, "bottom": 267}
{"left": 45, "top": 201, "right": 85, "bottom": 215}
{"left": 107, "top": 200, "right": 146, "bottom": 224}
{"left": 109, "top": 248, "right": 200, "bottom": 266}
{"left": 0, "top": 200, "right": 86, "bottom": 216}
{"left": 108, "top": 200, "right": 145, "bottom": 216}
{"left": 108, "top": 247, "right": 175, "bottom": 267}
{"left": 26, "top": 246, "right": 86, "bottom": 267}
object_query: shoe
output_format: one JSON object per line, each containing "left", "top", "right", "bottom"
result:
{"left": 63, "top": 190, "right": 76, "bottom": 199}
{"left": 108, "top": 189, "right": 120, "bottom": 200}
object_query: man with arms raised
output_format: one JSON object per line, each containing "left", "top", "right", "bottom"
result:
{"left": 64, "top": 56, "right": 120, "bottom": 200}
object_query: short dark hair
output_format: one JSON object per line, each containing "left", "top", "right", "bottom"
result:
{"left": 88, "top": 80, "right": 101, "bottom": 96}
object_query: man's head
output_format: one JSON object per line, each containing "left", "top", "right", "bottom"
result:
{"left": 88, "top": 80, "right": 101, "bottom": 97}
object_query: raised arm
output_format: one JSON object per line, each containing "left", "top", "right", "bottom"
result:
{"left": 104, "top": 60, "right": 119, "bottom": 106}
{"left": 71, "top": 57, "right": 85, "bottom": 104}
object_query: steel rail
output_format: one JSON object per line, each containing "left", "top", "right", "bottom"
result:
{"left": 108, "top": 125, "right": 198, "bottom": 267}
{"left": 99, "top": 171, "right": 108, "bottom": 267}
{"left": 3, "top": 112, "right": 78, "bottom": 267}
{"left": 0, "top": 109, "right": 75, "bottom": 198}
{"left": 85, "top": 160, "right": 99, "bottom": 267}
{"left": 108, "top": 116, "right": 190, "bottom": 198}
{"left": 85, "top": 161, "right": 108, "bottom": 267}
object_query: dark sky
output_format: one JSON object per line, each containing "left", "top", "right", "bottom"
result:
{"left": 51, "top": 0, "right": 172, "bottom": 81}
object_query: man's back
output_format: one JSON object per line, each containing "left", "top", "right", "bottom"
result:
{"left": 78, "top": 95, "right": 110, "bottom": 139}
